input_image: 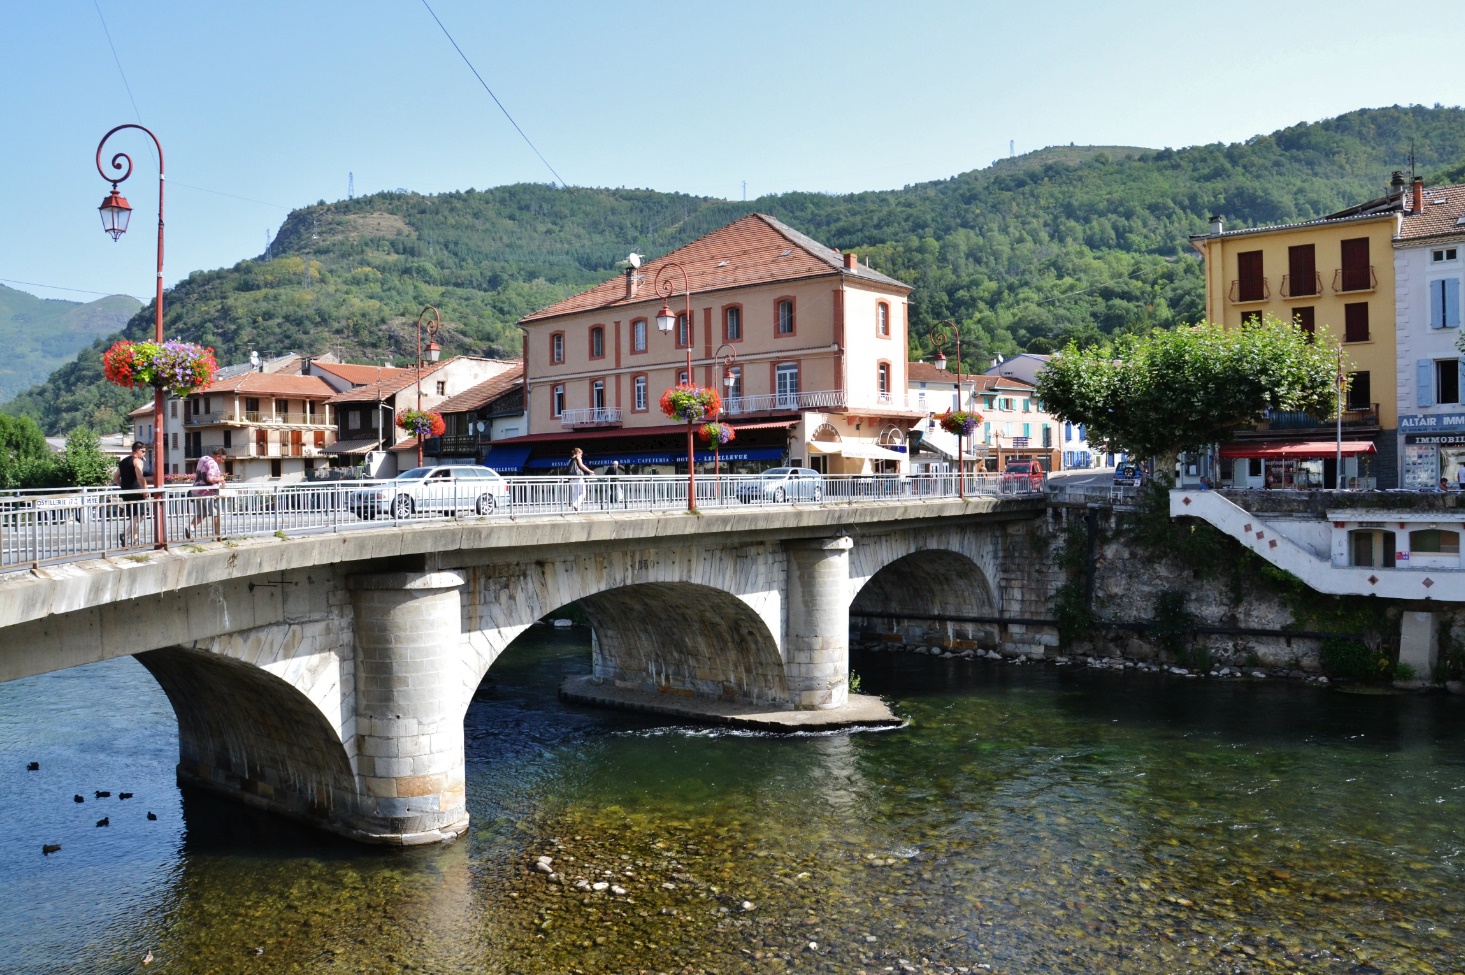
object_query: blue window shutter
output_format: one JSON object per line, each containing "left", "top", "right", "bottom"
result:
{"left": 1447, "top": 279, "right": 1461, "bottom": 328}
{"left": 1457, "top": 359, "right": 1465, "bottom": 403}
{"left": 1418, "top": 358, "right": 1436, "bottom": 408}
{"left": 1431, "top": 281, "right": 1445, "bottom": 328}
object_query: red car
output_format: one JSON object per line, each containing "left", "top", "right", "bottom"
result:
{"left": 1000, "top": 461, "right": 1046, "bottom": 493}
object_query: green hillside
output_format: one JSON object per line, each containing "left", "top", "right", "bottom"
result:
{"left": 0, "top": 285, "right": 140, "bottom": 406}
{"left": 10, "top": 104, "right": 1465, "bottom": 434}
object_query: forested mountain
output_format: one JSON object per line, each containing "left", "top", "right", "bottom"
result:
{"left": 10, "top": 104, "right": 1465, "bottom": 434}
{"left": 0, "top": 285, "right": 139, "bottom": 405}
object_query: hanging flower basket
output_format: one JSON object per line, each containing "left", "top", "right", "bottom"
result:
{"left": 396, "top": 409, "right": 446, "bottom": 439}
{"left": 103, "top": 340, "right": 219, "bottom": 396}
{"left": 659, "top": 384, "right": 722, "bottom": 424}
{"left": 938, "top": 410, "right": 982, "bottom": 437}
{"left": 699, "top": 422, "right": 736, "bottom": 447}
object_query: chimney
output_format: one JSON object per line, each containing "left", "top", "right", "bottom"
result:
{"left": 1208, "top": 215, "right": 1224, "bottom": 236}
{"left": 1413, "top": 175, "right": 1425, "bottom": 214}
{"left": 1391, "top": 170, "right": 1406, "bottom": 201}
{"left": 844, "top": 252, "right": 858, "bottom": 270}
{"left": 933, "top": 353, "right": 948, "bottom": 371}
{"left": 624, "top": 267, "right": 637, "bottom": 299}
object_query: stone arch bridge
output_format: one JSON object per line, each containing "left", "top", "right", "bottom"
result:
{"left": 0, "top": 498, "right": 1049, "bottom": 844}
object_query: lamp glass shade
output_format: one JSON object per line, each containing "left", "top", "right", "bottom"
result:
{"left": 426, "top": 341, "right": 442, "bottom": 362}
{"left": 655, "top": 303, "right": 676, "bottom": 334}
{"left": 99, "top": 190, "right": 132, "bottom": 241}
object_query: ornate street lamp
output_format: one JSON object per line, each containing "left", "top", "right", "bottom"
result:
{"left": 931, "top": 320, "right": 966, "bottom": 498}
{"left": 415, "top": 305, "right": 443, "bottom": 468}
{"left": 713, "top": 344, "right": 739, "bottom": 481}
{"left": 96, "top": 124, "right": 167, "bottom": 546}
{"left": 654, "top": 262, "right": 697, "bottom": 511}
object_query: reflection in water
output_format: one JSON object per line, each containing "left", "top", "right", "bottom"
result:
{"left": 0, "top": 632, "right": 1463, "bottom": 973}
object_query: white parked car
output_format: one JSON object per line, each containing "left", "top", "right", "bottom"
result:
{"left": 350, "top": 466, "right": 509, "bottom": 519}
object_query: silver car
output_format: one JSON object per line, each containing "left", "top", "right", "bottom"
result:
{"left": 351, "top": 465, "right": 510, "bottom": 519}
{"left": 736, "top": 467, "right": 824, "bottom": 503}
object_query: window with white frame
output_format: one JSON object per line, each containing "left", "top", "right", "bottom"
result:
{"left": 877, "top": 302, "right": 890, "bottom": 336}
{"left": 1433, "top": 248, "right": 1459, "bottom": 263}
{"left": 551, "top": 332, "right": 565, "bottom": 363}
{"left": 724, "top": 365, "right": 742, "bottom": 403}
{"left": 632, "top": 319, "right": 647, "bottom": 353}
{"left": 775, "top": 363, "right": 799, "bottom": 406}
{"left": 590, "top": 326, "right": 605, "bottom": 359}
{"left": 552, "top": 384, "right": 564, "bottom": 417}
{"left": 592, "top": 380, "right": 605, "bottom": 410}
{"left": 634, "top": 375, "right": 647, "bottom": 411}
{"left": 776, "top": 299, "right": 794, "bottom": 335}
{"left": 677, "top": 313, "right": 689, "bottom": 347}
{"left": 724, "top": 306, "right": 741, "bottom": 342}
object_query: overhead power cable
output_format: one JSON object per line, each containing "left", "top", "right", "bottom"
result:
{"left": 419, "top": 0, "right": 567, "bottom": 188}
{"left": 0, "top": 277, "right": 132, "bottom": 298}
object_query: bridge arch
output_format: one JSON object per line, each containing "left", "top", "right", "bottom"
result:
{"left": 136, "top": 646, "right": 357, "bottom": 827}
{"left": 850, "top": 527, "right": 1005, "bottom": 649}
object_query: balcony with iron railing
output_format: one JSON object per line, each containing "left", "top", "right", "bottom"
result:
{"left": 1245, "top": 402, "right": 1380, "bottom": 434}
{"left": 187, "top": 410, "right": 333, "bottom": 428}
{"left": 560, "top": 407, "right": 622, "bottom": 428}
{"left": 1228, "top": 277, "right": 1270, "bottom": 303}
{"left": 1280, "top": 272, "right": 1322, "bottom": 299}
{"left": 1332, "top": 266, "right": 1377, "bottom": 294}
{"left": 222, "top": 443, "right": 321, "bottom": 459}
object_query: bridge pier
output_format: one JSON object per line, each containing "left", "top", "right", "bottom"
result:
{"left": 346, "top": 570, "right": 470, "bottom": 844}
{"left": 784, "top": 535, "right": 854, "bottom": 708}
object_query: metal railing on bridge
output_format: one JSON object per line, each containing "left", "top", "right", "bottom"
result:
{"left": 0, "top": 472, "right": 1045, "bottom": 572}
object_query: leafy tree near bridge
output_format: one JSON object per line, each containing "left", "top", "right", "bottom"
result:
{"left": 0, "top": 413, "right": 53, "bottom": 488}
{"left": 1035, "top": 316, "right": 1341, "bottom": 474}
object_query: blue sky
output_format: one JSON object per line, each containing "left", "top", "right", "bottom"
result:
{"left": 4, "top": 0, "right": 1465, "bottom": 304}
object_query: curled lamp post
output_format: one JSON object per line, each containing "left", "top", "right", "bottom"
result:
{"left": 415, "top": 305, "right": 443, "bottom": 468}
{"left": 713, "top": 344, "right": 739, "bottom": 482}
{"left": 96, "top": 124, "right": 168, "bottom": 547}
{"left": 931, "top": 320, "right": 965, "bottom": 498}
{"left": 654, "top": 262, "right": 696, "bottom": 511}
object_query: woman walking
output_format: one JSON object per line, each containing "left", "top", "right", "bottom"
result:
{"left": 568, "top": 447, "right": 593, "bottom": 512}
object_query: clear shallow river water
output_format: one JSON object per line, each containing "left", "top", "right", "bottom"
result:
{"left": 2, "top": 632, "right": 1464, "bottom": 975}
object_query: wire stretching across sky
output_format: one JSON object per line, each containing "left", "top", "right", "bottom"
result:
{"left": 420, "top": 0, "right": 567, "bottom": 188}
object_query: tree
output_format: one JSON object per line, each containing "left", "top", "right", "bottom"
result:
{"left": 58, "top": 428, "right": 113, "bottom": 487}
{"left": 1036, "top": 317, "right": 1341, "bottom": 474}
{"left": 0, "top": 413, "right": 51, "bottom": 488}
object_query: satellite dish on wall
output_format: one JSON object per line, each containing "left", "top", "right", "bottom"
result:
{"left": 475, "top": 421, "right": 486, "bottom": 433}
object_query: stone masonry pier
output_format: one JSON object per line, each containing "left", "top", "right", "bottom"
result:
{"left": 0, "top": 497, "right": 1048, "bottom": 844}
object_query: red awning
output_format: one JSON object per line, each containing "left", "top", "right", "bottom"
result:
{"left": 1220, "top": 440, "right": 1377, "bottom": 460}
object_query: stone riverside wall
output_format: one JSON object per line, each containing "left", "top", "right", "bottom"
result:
{"left": 849, "top": 504, "right": 1416, "bottom": 681}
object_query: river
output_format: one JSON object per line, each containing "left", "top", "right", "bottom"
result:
{"left": 2, "top": 630, "right": 1463, "bottom": 974}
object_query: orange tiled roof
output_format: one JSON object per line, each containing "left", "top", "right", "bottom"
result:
{"left": 1399, "top": 183, "right": 1465, "bottom": 242}
{"left": 520, "top": 213, "right": 911, "bottom": 323}
{"left": 906, "top": 361, "right": 1033, "bottom": 390}
{"left": 196, "top": 372, "right": 337, "bottom": 398}
{"left": 327, "top": 361, "right": 448, "bottom": 404}
{"left": 433, "top": 366, "right": 523, "bottom": 415}
{"left": 314, "top": 362, "right": 413, "bottom": 386}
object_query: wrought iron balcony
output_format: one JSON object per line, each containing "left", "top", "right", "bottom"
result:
{"left": 1280, "top": 272, "right": 1322, "bottom": 299}
{"left": 1228, "top": 277, "right": 1270, "bottom": 303}
{"left": 560, "top": 407, "right": 622, "bottom": 428}
{"left": 1247, "top": 403, "right": 1380, "bottom": 433}
{"left": 1332, "top": 266, "right": 1378, "bottom": 293}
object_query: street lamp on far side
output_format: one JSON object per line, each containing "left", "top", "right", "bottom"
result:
{"left": 653, "top": 261, "right": 697, "bottom": 512}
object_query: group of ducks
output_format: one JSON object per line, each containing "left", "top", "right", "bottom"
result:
{"left": 27, "top": 761, "right": 157, "bottom": 855}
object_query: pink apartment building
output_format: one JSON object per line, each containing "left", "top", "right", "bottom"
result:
{"left": 508, "top": 214, "right": 922, "bottom": 473}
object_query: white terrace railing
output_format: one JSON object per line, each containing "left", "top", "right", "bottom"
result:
{"left": 559, "top": 407, "right": 622, "bottom": 428}
{"left": 0, "top": 472, "right": 1045, "bottom": 572}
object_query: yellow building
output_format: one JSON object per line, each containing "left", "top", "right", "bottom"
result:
{"left": 1189, "top": 182, "right": 1406, "bottom": 488}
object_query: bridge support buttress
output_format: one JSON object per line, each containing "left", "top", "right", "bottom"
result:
{"left": 784, "top": 535, "right": 853, "bottom": 709}
{"left": 345, "top": 570, "right": 470, "bottom": 844}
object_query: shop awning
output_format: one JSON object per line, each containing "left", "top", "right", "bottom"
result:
{"left": 526, "top": 446, "right": 785, "bottom": 469}
{"left": 322, "top": 438, "right": 381, "bottom": 456}
{"left": 1220, "top": 440, "right": 1377, "bottom": 460}
{"left": 807, "top": 441, "right": 908, "bottom": 461}
{"left": 481, "top": 443, "right": 533, "bottom": 473}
